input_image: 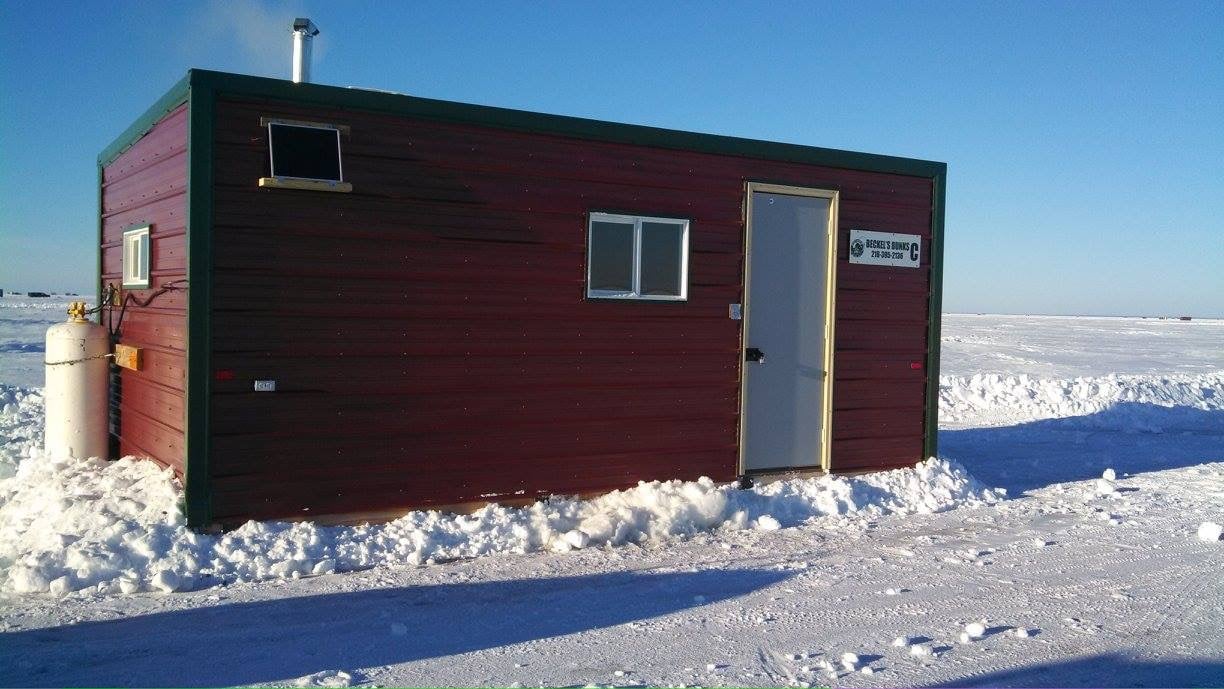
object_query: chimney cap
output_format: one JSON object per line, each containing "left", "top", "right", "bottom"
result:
{"left": 292, "top": 18, "right": 319, "bottom": 36}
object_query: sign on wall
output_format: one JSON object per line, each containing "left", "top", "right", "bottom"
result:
{"left": 848, "top": 229, "right": 921, "bottom": 268}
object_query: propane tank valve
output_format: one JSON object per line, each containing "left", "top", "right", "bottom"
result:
{"left": 67, "top": 300, "right": 88, "bottom": 323}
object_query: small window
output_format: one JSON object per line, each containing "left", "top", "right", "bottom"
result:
{"left": 269, "top": 122, "right": 342, "bottom": 180}
{"left": 122, "top": 225, "right": 151, "bottom": 289}
{"left": 258, "top": 119, "right": 352, "bottom": 192}
{"left": 586, "top": 212, "right": 689, "bottom": 300}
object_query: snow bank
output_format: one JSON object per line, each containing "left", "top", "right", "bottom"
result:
{"left": 940, "top": 371, "right": 1224, "bottom": 427}
{"left": 0, "top": 385, "right": 43, "bottom": 479}
{"left": 0, "top": 432, "right": 1001, "bottom": 595}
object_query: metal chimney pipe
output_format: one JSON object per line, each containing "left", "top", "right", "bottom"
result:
{"left": 291, "top": 18, "right": 319, "bottom": 84}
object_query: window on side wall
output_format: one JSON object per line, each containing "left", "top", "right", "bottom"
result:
{"left": 587, "top": 212, "right": 689, "bottom": 301}
{"left": 122, "top": 225, "right": 151, "bottom": 289}
{"left": 258, "top": 118, "right": 352, "bottom": 192}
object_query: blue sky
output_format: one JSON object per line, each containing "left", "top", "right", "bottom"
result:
{"left": 1, "top": 1, "right": 1221, "bottom": 316}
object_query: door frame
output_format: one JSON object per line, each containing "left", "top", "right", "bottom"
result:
{"left": 738, "top": 182, "right": 841, "bottom": 475}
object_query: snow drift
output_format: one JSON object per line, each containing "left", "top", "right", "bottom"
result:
{"left": 940, "top": 371, "right": 1224, "bottom": 427}
{"left": 0, "top": 382, "right": 1001, "bottom": 595}
{"left": 0, "top": 385, "right": 42, "bottom": 480}
{"left": 0, "top": 448, "right": 1000, "bottom": 595}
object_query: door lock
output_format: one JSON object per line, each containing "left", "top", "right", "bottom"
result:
{"left": 745, "top": 347, "right": 766, "bottom": 364}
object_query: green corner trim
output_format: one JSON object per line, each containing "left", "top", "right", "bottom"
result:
{"left": 184, "top": 75, "right": 216, "bottom": 528}
{"left": 95, "top": 164, "right": 104, "bottom": 326}
{"left": 923, "top": 171, "right": 947, "bottom": 459}
{"left": 187, "top": 69, "right": 945, "bottom": 178}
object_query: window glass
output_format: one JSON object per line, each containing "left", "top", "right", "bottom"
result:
{"left": 587, "top": 213, "right": 688, "bottom": 300}
{"left": 138, "top": 234, "right": 149, "bottom": 281}
{"left": 639, "top": 221, "right": 683, "bottom": 296}
{"left": 269, "top": 123, "right": 342, "bottom": 181}
{"left": 588, "top": 220, "right": 635, "bottom": 292}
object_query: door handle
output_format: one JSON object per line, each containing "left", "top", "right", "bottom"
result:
{"left": 745, "top": 347, "right": 766, "bottom": 364}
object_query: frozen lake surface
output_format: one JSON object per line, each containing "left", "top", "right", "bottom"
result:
{"left": 942, "top": 313, "right": 1224, "bottom": 377}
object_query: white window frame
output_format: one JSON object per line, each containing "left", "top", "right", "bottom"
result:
{"left": 122, "top": 225, "right": 151, "bottom": 289}
{"left": 586, "top": 212, "right": 690, "bottom": 301}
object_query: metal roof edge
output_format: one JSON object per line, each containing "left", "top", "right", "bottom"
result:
{"left": 187, "top": 69, "right": 947, "bottom": 179}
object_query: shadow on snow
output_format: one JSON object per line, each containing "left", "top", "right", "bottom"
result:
{"left": 940, "top": 402, "right": 1224, "bottom": 495}
{"left": 932, "top": 653, "right": 1224, "bottom": 688}
{"left": 0, "top": 567, "right": 792, "bottom": 687}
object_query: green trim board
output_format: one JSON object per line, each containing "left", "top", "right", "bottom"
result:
{"left": 183, "top": 81, "right": 216, "bottom": 529}
{"left": 95, "top": 164, "right": 104, "bottom": 324}
{"left": 923, "top": 171, "right": 947, "bottom": 460}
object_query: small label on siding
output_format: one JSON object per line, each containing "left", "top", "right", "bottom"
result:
{"left": 253, "top": 380, "right": 277, "bottom": 392}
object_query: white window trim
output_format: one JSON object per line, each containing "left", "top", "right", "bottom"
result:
{"left": 586, "top": 212, "right": 690, "bottom": 301}
{"left": 266, "top": 120, "right": 345, "bottom": 183}
{"left": 122, "top": 225, "right": 151, "bottom": 289}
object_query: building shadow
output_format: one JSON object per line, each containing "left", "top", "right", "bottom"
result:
{"left": 0, "top": 567, "right": 792, "bottom": 688}
{"left": 940, "top": 402, "right": 1224, "bottom": 495}
{"left": 932, "top": 653, "right": 1224, "bottom": 687}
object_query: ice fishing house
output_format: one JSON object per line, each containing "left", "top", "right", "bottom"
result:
{"left": 98, "top": 65, "right": 945, "bottom": 529}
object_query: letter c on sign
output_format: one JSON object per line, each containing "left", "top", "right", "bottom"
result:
{"left": 910, "top": 242, "right": 919, "bottom": 262}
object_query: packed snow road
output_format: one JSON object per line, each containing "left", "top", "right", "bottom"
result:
{"left": 1, "top": 300, "right": 1222, "bottom": 687}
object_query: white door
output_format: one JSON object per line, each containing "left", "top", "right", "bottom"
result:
{"left": 741, "top": 185, "right": 837, "bottom": 472}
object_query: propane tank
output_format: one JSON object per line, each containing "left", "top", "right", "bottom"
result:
{"left": 44, "top": 301, "right": 110, "bottom": 460}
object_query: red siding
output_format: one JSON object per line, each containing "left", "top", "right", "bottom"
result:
{"left": 101, "top": 104, "right": 188, "bottom": 473}
{"left": 207, "top": 97, "right": 933, "bottom": 521}
{"left": 831, "top": 184, "right": 932, "bottom": 470}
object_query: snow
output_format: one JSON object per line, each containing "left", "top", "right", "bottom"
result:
{"left": 293, "top": 669, "right": 353, "bottom": 688}
{"left": 0, "top": 430, "right": 1001, "bottom": 594}
{"left": 939, "top": 370, "right": 1224, "bottom": 428}
{"left": 0, "top": 295, "right": 86, "bottom": 390}
{"left": 940, "top": 313, "right": 1224, "bottom": 377}
{"left": 562, "top": 528, "right": 591, "bottom": 549}
{"left": 1094, "top": 477, "right": 1117, "bottom": 496}
{"left": 1, "top": 308, "right": 1223, "bottom": 687}
{"left": 0, "top": 386, "right": 41, "bottom": 480}
{"left": 1197, "top": 521, "right": 1222, "bottom": 542}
